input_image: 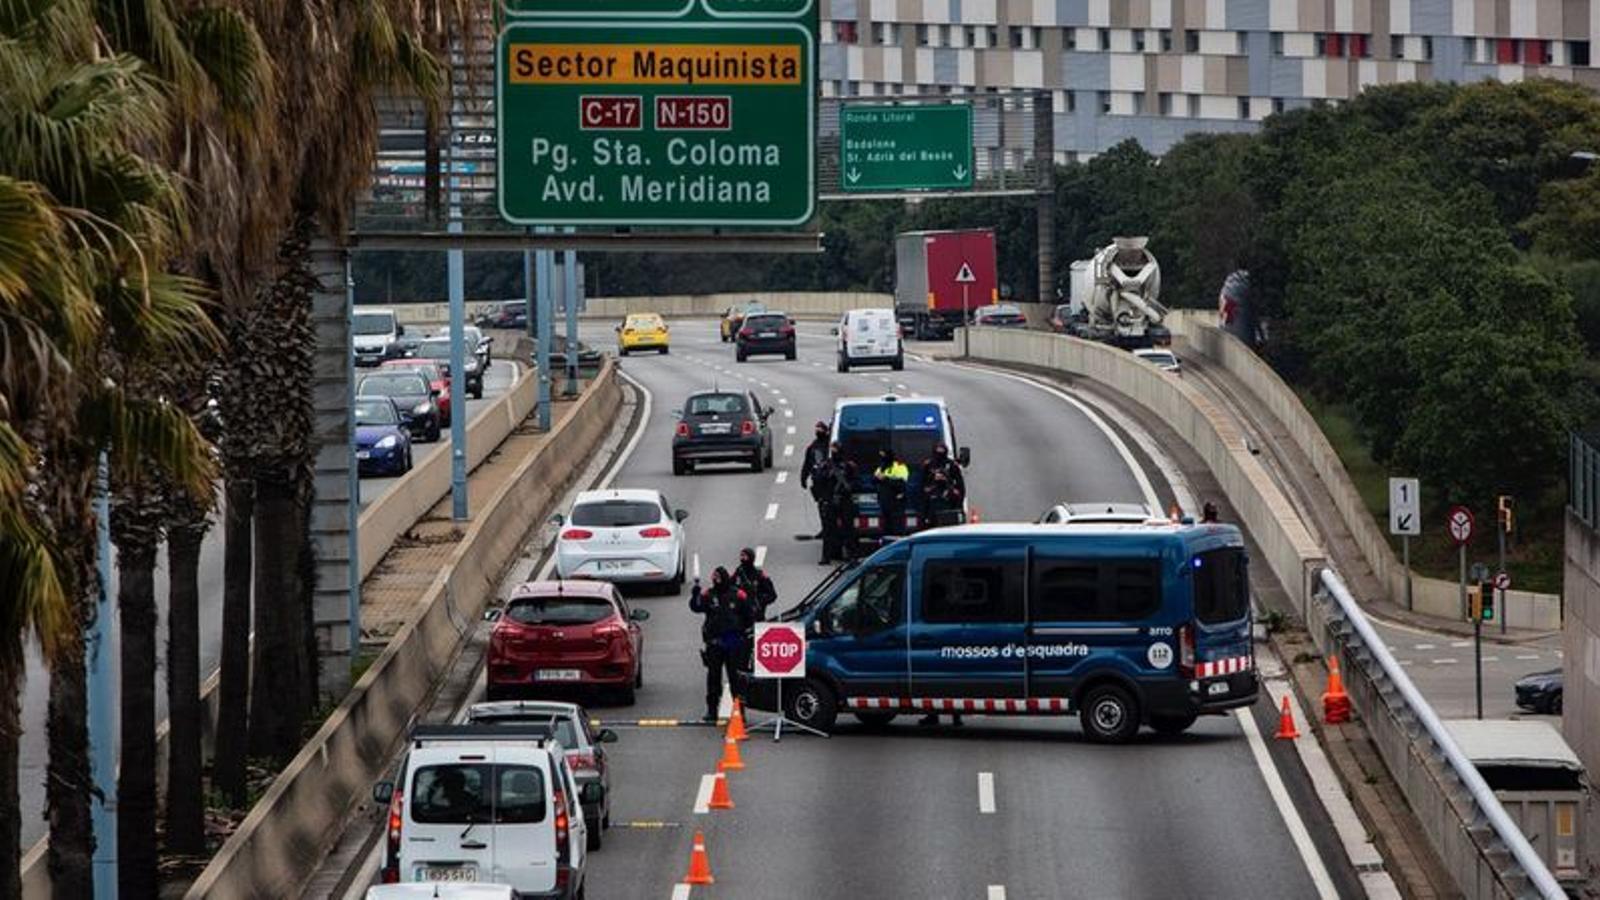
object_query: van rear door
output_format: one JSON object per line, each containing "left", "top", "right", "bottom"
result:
{"left": 909, "top": 547, "right": 1025, "bottom": 700}
{"left": 1189, "top": 546, "right": 1254, "bottom": 698}
{"left": 490, "top": 756, "right": 560, "bottom": 892}
{"left": 403, "top": 754, "right": 497, "bottom": 884}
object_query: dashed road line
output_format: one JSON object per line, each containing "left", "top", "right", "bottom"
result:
{"left": 786, "top": 425, "right": 796, "bottom": 434}
{"left": 895, "top": 383, "right": 908, "bottom": 390}
{"left": 754, "top": 545, "right": 767, "bottom": 566}
{"left": 1482, "top": 656, "right": 1500, "bottom": 662}
{"left": 775, "top": 471, "right": 788, "bottom": 484}
{"left": 977, "top": 772, "right": 996, "bottom": 814}
{"left": 1431, "top": 658, "right": 1459, "bottom": 665}
{"left": 765, "top": 503, "right": 779, "bottom": 520}
{"left": 692, "top": 552, "right": 700, "bottom": 579}
{"left": 671, "top": 883, "right": 693, "bottom": 900}
{"left": 783, "top": 444, "right": 794, "bottom": 457}
{"left": 693, "top": 774, "right": 716, "bottom": 814}
{"left": 1413, "top": 644, "right": 1435, "bottom": 651}
{"left": 777, "top": 397, "right": 789, "bottom": 405}
{"left": 1517, "top": 654, "right": 1542, "bottom": 660}
{"left": 784, "top": 409, "right": 793, "bottom": 417}
{"left": 988, "top": 887, "right": 1006, "bottom": 900}
{"left": 1450, "top": 641, "right": 1472, "bottom": 648}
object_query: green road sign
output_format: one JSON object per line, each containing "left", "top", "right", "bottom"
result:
{"left": 839, "top": 104, "right": 973, "bottom": 192}
{"left": 502, "top": 0, "right": 813, "bottom": 17}
{"left": 497, "top": 21, "right": 816, "bottom": 226}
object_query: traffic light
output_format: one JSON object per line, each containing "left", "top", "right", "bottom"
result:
{"left": 1468, "top": 584, "right": 1483, "bottom": 623}
{"left": 1481, "top": 581, "right": 1496, "bottom": 622}
{"left": 1497, "top": 495, "right": 1515, "bottom": 534}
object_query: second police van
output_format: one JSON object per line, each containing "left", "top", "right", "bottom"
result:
{"left": 831, "top": 394, "right": 970, "bottom": 543}
{"left": 744, "top": 521, "right": 1258, "bottom": 743}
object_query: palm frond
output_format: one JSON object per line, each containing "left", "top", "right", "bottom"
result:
{"left": 80, "top": 385, "right": 216, "bottom": 498}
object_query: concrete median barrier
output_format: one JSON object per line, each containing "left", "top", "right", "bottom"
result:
{"left": 182, "top": 360, "right": 620, "bottom": 899}
{"left": 1168, "top": 312, "right": 1561, "bottom": 631}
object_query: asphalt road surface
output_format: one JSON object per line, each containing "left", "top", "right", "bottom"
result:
{"left": 15, "top": 359, "right": 519, "bottom": 850}
{"left": 1370, "top": 616, "right": 1563, "bottom": 721}
{"left": 346, "top": 321, "right": 1359, "bottom": 899}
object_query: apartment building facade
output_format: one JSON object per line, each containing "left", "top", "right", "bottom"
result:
{"left": 819, "top": 0, "right": 1600, "bottom": 160}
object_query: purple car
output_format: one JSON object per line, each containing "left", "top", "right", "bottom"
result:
{"left": 354, "top": 398, "right": 413, "bottom": 477}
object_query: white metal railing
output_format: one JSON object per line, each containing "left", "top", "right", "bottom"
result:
{"left": 1317, "top": 568, "right": 1563, "bottom": 899}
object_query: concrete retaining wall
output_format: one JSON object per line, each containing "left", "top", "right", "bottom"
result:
{"left": 182, "top": 361, "right": 620, "bottom": 899}
{"left": 1168, "top": 312, "right": 1561, "bottom": 631}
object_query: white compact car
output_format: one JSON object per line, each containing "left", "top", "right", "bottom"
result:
{"left": 1037, "top": 501, "right": 1161, "bottom": 525}
{"left": 552, "top": 489, "right": 688, "bottom": 590}
{"left": 367, "top": 886, "right": 515, "bottom": 900}
{"left": 836, "top": 308, "right": 904, "bottom": 372}
{"left": 1132, "top": 347, "right": 1181, "bottom": 373}
{"left": 374, "top": 725, "right": 595, "bottom": 898}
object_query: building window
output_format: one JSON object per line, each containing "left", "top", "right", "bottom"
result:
{"left": 1271, "top": 32, "right": 1284, "bottom": 56}
{"left": 1030, "top": 27, "right": 1041, "bottom": 49}
{"left": 1131, "top": 93, "right": 1145, "bottom": 115}
{"left": 963, "top": 25, "right": 975, "bottom": 47}
{"left": 1098, "top": 90, "right": 1111, "bottom": 114}
{"left": 1063, "top": 27, "right": 1076, "bottom": 50}
{"left": 1159, "top": 29, "right": 1173, "bottom": 52}
{"left": 1350, "top": 34, "right": 1369, "bottom": 58}
{"left": 1237, "top": 96, "right": 1250, "bottom": 119}
{"left": 1316, "top": 33, "right": 1345, "bottom": 57}
{"left": 1390, "top": 35, "right": 1404, "bottom": 59}
{"left": 1236, "top": 31, "right": 1248, "bottom": 54}
{"left": 1099, "top": 28, "right": 1111, "bottom": 51}
{"left": 1573, "top": 41, "right": 1592, "bottom": 67}
{"left": 985, "top": 25, "right": 998, "bottom": 48}
{"left": 1158, "top": 92, "right": 1173, "bottom": 115}
{"left": 916, "top": 24, "right": 930, "bottom": 46}
{"left": 1272, "top": 97, "right": 1285, "bottom": 114}
{"left": 833, "top": 21, "right": 858, "bottom": 43}
{"left": 1133, "top": 29, "right": 1146, "bottom": 52}
{"left": 1065, "top": 90, "right": 1076, "bottom": 112}
{"left": 1420, "top": 35, "right": 1434, "bottom": 60}
{"left": 1008, "top": 26, "right": 1022, "bottom": 48}
{"left": 871, "top": 22, "right": 886, "bottom": 44}
{"left": 1187, "top": 93, "right": 1200, "bottom": 117}
{"left": 1184, "top": 29, "right": 1199, "bottom": 53}
{"left": 1527, "top": 39, "right": 1551, "bottom": 64}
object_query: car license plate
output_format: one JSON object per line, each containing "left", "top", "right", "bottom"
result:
{"left": 759, "top": 331, "right": 777, "bottom": 338}
{"left": 537, "top": 669, "right": 581, "bottom": 681}
{"left": 420, "top": 867, "right": 477, "bottom": 882}
{"left": 597, "top": 560, "right": 631, "bottom": 571}
{"left": 356, "top": 451, "right": 371, "bottom": 460}
{"left": 700, "top": 424, "right": 730, "bottom": 434}
{"left": 1207, "top": 681, "right": 1229, "bottom": 696}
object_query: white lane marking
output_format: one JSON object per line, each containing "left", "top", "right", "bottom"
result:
{"left": 977, "top": 772, "right": 996, "bottom": 814}
{"left": 778, "top": 397, "right": 789, "bottom": 405}
{"left": 772, "top": 388, "right": 783, "bottom": 396}
{"left": 775, "top": 471, "right": 788, "bottom": 485}
{"left": 718, "top": 683, "right": 733, "bottom": 718}
{"left": 1450, "top": 641, "right": 1472, "bottom": 648}
{"left": 783, "top": 409, "right": 793, "bottom": 418}
{"left": 895, "top": 383, "right": 907, "bottom": 390}
{"left": 760, "top": 381, "right": 770, "bottom": 387}
{"left": 765, "top": 503, "right": 779, "bottom": 520}
{"left": 1431, "top": 658, "right": 1459, "bottom": 665}
{"left": 1517, "top": 654, "right": 1542, "bottom": 660}
{"left": 1397, "top": 659, "right": 1413, "bottom": 666}
{"left": 1234, "top": 707, "right": 1340, "bottom": 900}
{"left": 754, "top": 545, "right": 767, "bottom": 567}
{"left": 693, "top": 774, "right": 716, "bottom": 814}
{"left": 1413, "top": 643, "right": 1435, "bottom": 651}
{"left": 1557, "top": 650, "right": 1565, "bottom": 657}
{"left": 988, "top": 888, "right": 1006, "bottom": 900}
{"left": 786, "top": 425, "right": 796, "bottom": 435}
{"left": 956, "top": 365, "right": 1161, "bottom": 510}
{"left": 692, "top": 553, "right": 701, "bottom": 580}
{"left": 1482, "top": 655, "right": 1500, "bottom": 662}
{"left": 671, "top": 884, "right": 693, "bottom": 900}
{"left": 783, "top": 444, "right": 794, "bottom": 457}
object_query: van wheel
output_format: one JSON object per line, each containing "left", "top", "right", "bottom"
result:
{"left": 1147, "top": 713, "right": 1197, "bottom": 736}
{"left": 587, "top": 827, "right": 602, "bottom": 852}
{"left": 837, "top": 354, "right": 849, "bottom": 373}
{"left": 853, "top": 711, "right": 896, "bottom": 729}
{"left": 786, "top": 679, "right": 838, "bottom": 732}
{"left": 891, "top": 352, "right": 904, "bottom": 371}
{"left": 1080, "top": 684, "right": 1140, "bottom": 744}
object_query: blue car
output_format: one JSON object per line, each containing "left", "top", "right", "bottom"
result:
{"left": 743, "top": 522, "right": 1258, "bottom": 742}
{"left": 355, "top": 398, "right": 413, "bottom": 477}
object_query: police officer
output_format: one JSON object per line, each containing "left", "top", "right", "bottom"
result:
{"left": 820, "top": 443, "right": 859, "bottom": 564}
{"left": 799, "top": 421, "right": 831, "bottom": 538}
{"left": 874, "top": 449, "right": 910, "bottom": 537}
{"left": 733, "top": 547, "right": 777, "bottom": 619}
{"left": 690, "top": 567, "right": 756, "bottom": 722}
{"left": 1201, "top": 501, "right": 1219, "bottom": 523}
{"left": 919, "top": 443, "right": 965, "bottom": 527}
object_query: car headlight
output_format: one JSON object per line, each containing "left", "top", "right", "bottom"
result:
{"left": 376, "top": 434, "right": 398, "bottom": 449}
{"left": 413, "top": 402, "right": 431, "bottom": 415}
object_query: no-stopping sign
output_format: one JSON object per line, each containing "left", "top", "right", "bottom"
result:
{"left": 753, "top": 622, "right": 806, "bottom": 679}
{"left": 1447, "top": 506, "right": 1474, "bottom": 546}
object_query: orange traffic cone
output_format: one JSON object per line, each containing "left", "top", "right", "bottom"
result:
{"left": 727, "top": 701, "right": 749, "bottom": 742}
{"left": 683, "top": 830, "right": 714, "bottom": 885}
{"left": 1323, "top": 656, "right": 1352, "bottom": 725}
{"left": 1274, "top": 695, "right": 1301, "bottom": 740}
{"left": 708, "top": 772, "right": 735, "bottom": 810}
{"left": 716, "top": 734, "right": 746, "bottom": 771}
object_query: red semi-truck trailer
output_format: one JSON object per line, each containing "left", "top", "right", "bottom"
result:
{"left": 893, "top": 229, "right": 998, "bottom": 340}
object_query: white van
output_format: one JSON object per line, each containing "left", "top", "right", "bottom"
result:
{"left": 836, "top": 308, "right": 904, "bottom": 372}
{"left": 373, "top": 725, "right": 595, "bottom": 899}
{"left": 354, "top": 307, "right": 404, "bottom": 367}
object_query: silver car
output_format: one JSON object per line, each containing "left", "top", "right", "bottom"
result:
{"left": 466, "top": 700, "right": 619, "bottom": 852}
{"left": 1037, "top": 501, "right": 1161, "bottom": 525}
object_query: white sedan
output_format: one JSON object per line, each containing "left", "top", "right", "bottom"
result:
{"left": 552, "top": 488, "right": 688, "bottom": 591}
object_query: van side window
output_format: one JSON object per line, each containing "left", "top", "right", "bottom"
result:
{"left": 1192, "top": 548, "right": 1248, "bottom": 623}
{"left": 1034, "top": 560, "right": 1161, "bottom": 621}
{"left": 823, "top": 565, "right": 904, "bottom": 635}
{"left": 922, "top": 561, "right": 1023, "bottom": 623}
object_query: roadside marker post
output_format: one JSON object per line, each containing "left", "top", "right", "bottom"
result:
{"left": 1447, "top": 505, "right": 1474, "bottom": 620}
{"left": 747, "top": 622, "right": 827, "bottom": 741}
{"left": 1468, "top": 562, "right": 1490, "bottom": 720}
{"left": 1388, "top": 478, "right": 1420, "bottom": 610}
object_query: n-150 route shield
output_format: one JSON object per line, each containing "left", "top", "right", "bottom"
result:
{"left": 497, "top": 22, "right": 816, "bottom": 227}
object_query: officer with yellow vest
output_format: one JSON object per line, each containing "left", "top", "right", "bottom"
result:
{"left": 873, "top": 449, "right": 910, "bottom": 537}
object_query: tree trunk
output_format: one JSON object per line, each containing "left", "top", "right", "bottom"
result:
{"left": 164, "top": 524, "right": 206, "bottom": 855}
{"left": 0, "top": 650, "right": 23, "bottom": 899}
{"left": 213, "top": 475, "right": 253, "bottom": 805}
{"left": 247, "top": 475, "right": 308, "bottom": 761}
{"left": 46, "top": 615, "right": 91, "bottom": 898}
{"left": 116, "top": 541, "right": 159, "bottom": 898}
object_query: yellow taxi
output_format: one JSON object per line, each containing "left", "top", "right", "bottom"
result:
{"left": 617, "top": 312, "right": 670, "bottom": 355}
{"left": 720, "top": 301, "right": 766, "bottom": 343}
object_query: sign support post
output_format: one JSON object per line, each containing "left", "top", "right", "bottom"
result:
{"left": 1469, "top": 562, "right": 1488, "bottom": 720}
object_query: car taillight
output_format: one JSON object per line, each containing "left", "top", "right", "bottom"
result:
{"left": 781, "top": 325, "right": 795, "bottom": 335}
{"left": 675, "top": 422, "right": 690, "bottom": 438}
{"left": 639, "top": 526, "right": 672, "bottom": 538}
{"left": 381, "top": 789, "right": 404, "bottom": 883}
{"left": 554, "top": 789, "right": 570, "bottom": 862}
{"left": 561, "top": 528, "right": 593, "bottom": 541}
{"left": 739, "top": 327, "right": 753, "bottom": 337}
{"left": 1178, "top": 624, "right": 1195, "bottom": 677}
{"left": 740, "top": 420, "right": 755, "bottom": 436}
{"left": 594, "top": 622, "right": 627, "bottom": 640}
{"left": 568, "top": 752, "right": 598, "bottom": 771}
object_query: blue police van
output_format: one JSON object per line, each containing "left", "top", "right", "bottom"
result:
{"left": 831, "top": 394, "right": 970, "bottom": 541}
{"left": 744, "top": 522, "right": 1258, "bottom": 742}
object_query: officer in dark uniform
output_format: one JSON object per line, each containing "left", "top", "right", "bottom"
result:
{"left": 690, "top": 566, "right": 757, "bottom": 722}
{"left": 733, "top": 547, "right": 778, "bottom": 619}
{"left": 799, "top": 421, "right": 832, "bottom": 538}
{"left": 820, "top": 443, "right": 859, "bottom": 564}
{"left": 919, "top": 443, "right": 966, "bottom": 527}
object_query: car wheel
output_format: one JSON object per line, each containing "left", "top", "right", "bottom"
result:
{"left": 671, "top": 557, "right": 685, "bottom": 590}
{"left": 785, "top": 678, "right": 838, "bottom": 732}
{"left": 485, "top": 683, "right": 508, "bottom": 702}
{"left": 892, "top": 352, "right": 905, "bottom": 371}
{"left": 853, "top": 711, "right": 896, "bottom": 729}
{"left": 471, "top": 383, "right": 483, "bottom": 400}
{"left": 660, "top": 346, "right": 669, "bottom": 355}
{"left": 619, "top": 347, "right": 628, "bottom": 356}
{"left": 672, "top": 458, "right": 687, "bottom": 476}
{"left": 785, "top": 347, "right": 796, "bottom": 361}
{"left": 618, "top": 684, "right": 637, "bottom": 706}
{"left": 1551, "top": 693, "right": 1564, "bottom": 715}
{"left": 587, "top": 826, "right": 602, "bottom": 852}
{"left": 837, "top": 354, "right": 849, "bottom": 373}
{"left": 1147, "top": 713, "right": 1197, "bottom": 736}
{"left": 1080, "top": 684, "right": 1140, "bottom": 744}
{"left": 736, "top": 349, "right": 747, "bottom": 362}
{"left": 427, "top": 419, "right": 441, "bottom": 442}
{"left": 402, "top": 449, "right": 413, "bottom": 473}
{"left": 764, "top": 446, "right": 773, "bottom": 468}
{"left": 750, "top": 451, "right": 764, "bottom": 473}
{"left": 635, "top": 661, "right": 644, "bottom": 688}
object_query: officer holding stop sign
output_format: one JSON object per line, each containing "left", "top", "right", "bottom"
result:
{"left": 690, "top": 566, "right": 757, "bottom": 723}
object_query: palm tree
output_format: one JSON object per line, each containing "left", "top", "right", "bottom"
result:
{"left": 163, "top": 484, "right": 212, "bottom": 857}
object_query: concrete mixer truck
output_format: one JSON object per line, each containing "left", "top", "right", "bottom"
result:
{"left": 1069, "top": 236, "right": 1171, "bottom": 350}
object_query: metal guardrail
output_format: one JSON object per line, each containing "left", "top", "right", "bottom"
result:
{"left": 1316, "top": 567, "right": 1564, "bottom": 899}
{"left": 1570, "top": 432, "right": 1600, "bottom": 529}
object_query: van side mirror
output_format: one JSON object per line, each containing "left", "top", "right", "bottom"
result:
{"left": 580, "top": 782, "right": 606, "bottom": 805}
{"left": 483, "top": 605, "right": 503, "bottom": 622}
{"left": 549, "top": 513, "right": 566, "bottom": 526}
{"left": 373, "top": 781, "right": 394, "bottom": 804}
{"left": 674, "top": 509, "right": 689, "bottom": 523}
{"left": 829, "top": 327, "right": 839, "bottom": 336}
{"left": 396, "top": 324, "right": 406, "bottom": 336}
{"left": 957, "top": 447, "right": 971, "bottom": 467}
{"left": 629, "top": 608, "right": 650, "bottom": 622}
{"left": 597, "top": 728, "right": 619, "bottom": 743}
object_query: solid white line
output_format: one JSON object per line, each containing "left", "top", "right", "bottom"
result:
{"left": 754, "top": 545, "right": 767, "bottom": 567}
{"left": 977, "top": 772, "right": 996, "bottom": 814}
{"left": 987, "top": 887, "right": 1006, "bottom": 900}
{"left": 764, "top": 503, "right": 779, "bottom": 520}
{"left": 692, "top": 774, "right": 716, "bottom": 814}
{"left": 671, "top": 884, "right": 693, "bottom": 900}
{"left": 783, "top": 444, "right": 795, "bottom": 457}
{"left": 1234, "top": 707, "right": 1339, "bottom": 900}
{"left": 1431, "top": 658, "right": 1459, "bottom": 665}
{"left": 775, "top": 471, "right": 788, "bottom": 484}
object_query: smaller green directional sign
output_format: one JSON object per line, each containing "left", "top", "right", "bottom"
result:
{"left": 501, "top": 0, "right": 695, "bottom": 17}
{"left": 839, "top": 104, "right": 973, "bottom": 192}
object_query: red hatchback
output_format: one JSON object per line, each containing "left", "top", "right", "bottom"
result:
{"left": 487, "top": 580, "right": 649, "bottom": 704}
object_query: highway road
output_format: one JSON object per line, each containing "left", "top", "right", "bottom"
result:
{"left": 346, "top": 320, "right": 1363, "bottom": 898}
{"left": 15, "top": 359, "right": 520, "bottom": 850}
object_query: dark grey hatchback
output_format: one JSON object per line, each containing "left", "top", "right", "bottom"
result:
{"left": 735, "top": 312, "right": 797, "bottom": 362}
{"left": 671, "top": 390, "right": 774, "bottom": 474}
